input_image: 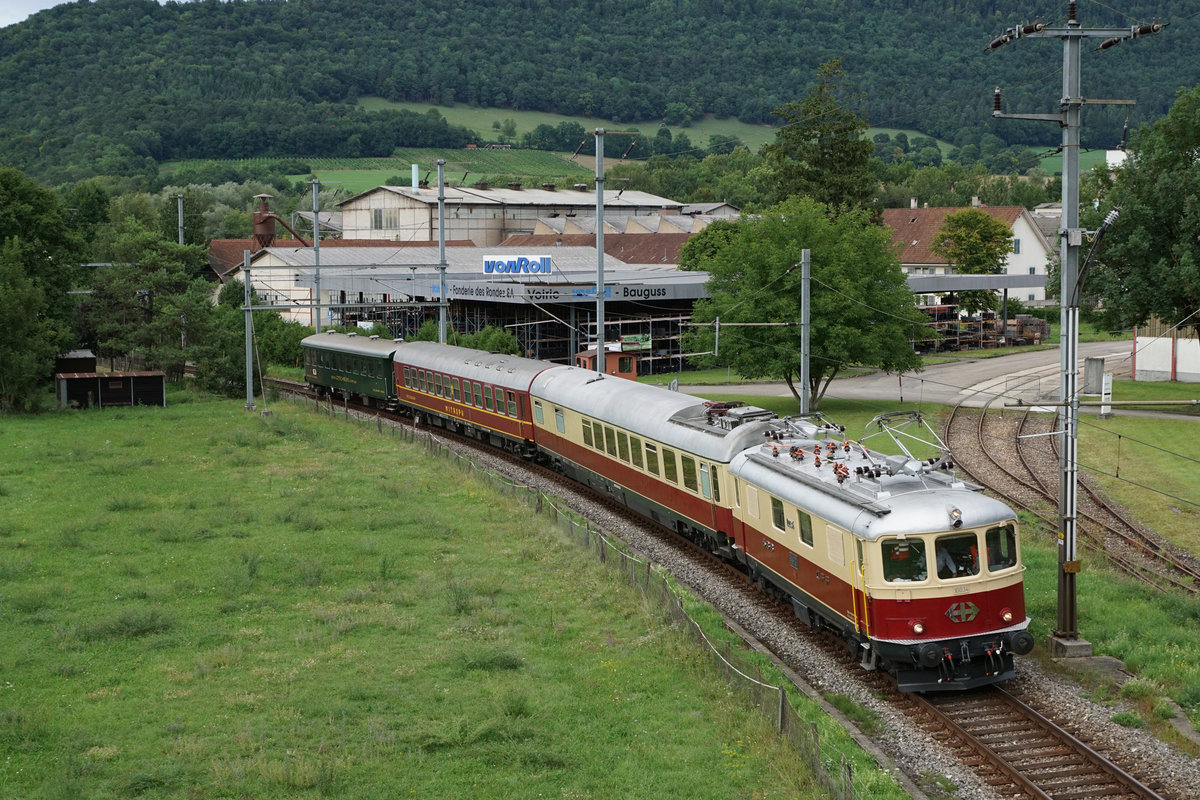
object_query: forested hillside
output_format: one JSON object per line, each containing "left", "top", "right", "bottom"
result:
{"left": 0, "top": 0, "right": 1191, "bottom": 183}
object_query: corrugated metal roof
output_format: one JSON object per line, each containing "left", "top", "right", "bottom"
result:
{"left": 339, "top": 185, "right": 682, "bottom": 210}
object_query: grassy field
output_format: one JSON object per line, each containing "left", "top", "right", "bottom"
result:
{"left": 0, "top": 390, "right": 907, "bottom": 799}
{"left": 359, "top": 97, "right": 957, "bottom": 158}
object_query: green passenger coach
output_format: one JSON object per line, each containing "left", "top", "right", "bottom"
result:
{"left": 301, "top": 331, "right": 402, "bottom": 408}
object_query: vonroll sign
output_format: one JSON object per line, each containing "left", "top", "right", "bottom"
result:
{"left": 482, "top": 255, "right": 552, "bottom": 274}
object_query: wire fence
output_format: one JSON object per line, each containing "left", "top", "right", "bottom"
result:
{"left": 292, "top": 395, "right": 879, "bottom": 800}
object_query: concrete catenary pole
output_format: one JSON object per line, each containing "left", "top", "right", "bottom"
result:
{"left": 310, "top": 179, "right": 322, "bottom": 333}
{"left": 988, "top": 0, "right": 1162, "bottom": 655}
{"left": 594, "top": 128, "right": 606, "bottom": 373}
{"left": 438, "top": 159, "right": 448, "bottom": 344}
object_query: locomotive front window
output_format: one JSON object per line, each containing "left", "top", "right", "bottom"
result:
{"left": 985, "top": 523, "right": 1018, "bottom": 571}
{"left": 935, "top": 532, "right": 980, "bottom": 579}
{"left": 882, "top": 539, "right": 928, "bottom": 582}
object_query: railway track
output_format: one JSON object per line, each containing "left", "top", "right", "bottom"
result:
{"left": 267, "top": 377, "right": 1193, "bottom": 799}
{"left": 944, "top": 388, "right": 1200, "bottom": 596}
{"left": 904, "top": 685, "right": 1170, "bottom": 800}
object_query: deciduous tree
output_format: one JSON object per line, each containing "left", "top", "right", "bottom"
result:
{"left": 680, "top": 197, "right": 925, "bottom": 410}
{"left": 931, "top": 208, "right": 1013, "bottom": 315}
{"left": 1085, "top": 86, "right": 1200, "bottom": 333}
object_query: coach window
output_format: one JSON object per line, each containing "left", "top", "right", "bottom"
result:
{"left": 630, "top": 436, "right": 644, "bottom": 469}
{"left": 534, "top": 401, "right": 545, "bottom": 425}
{"left": 645, "top": 443, "right": 660, "bottom": 476}
{"left": 452, "top": 378, "right": 461, "bottom": 402}
{"left": 473, "top": 382, "right": 483, "bottom": 407}
{"left": 681, "top": 456, "right": 699, "bottom": 492}
{"left": 581, "top": 418, "right": 593, "bottom": 447}
{"left": 484, "top": 386, "right": 494, "bottom": 411}
{"left": 882, "top": 538, "right": 928, "bottom": 583}
{"left": 698, "top": 461, "right": 712, "bottom": 499}
{"left": 417, "top": 370, "right": 426, "bottom": 392}
{"left": 709, "top": 465, "right": 721, "bottom": 503}
{"left": 603, "top": 426, "right": 618, "bottom": 457}
{"left": 554, "top": 408, "right": 565, "bottom": 433}
{"left": 507, "top": 391, "right": 518, "bottom": 417}
{"left": 402, "top": 366, "right": 409, "bottom": 388}
{"left": 985, "top": 524, "right": 1018, "bottom": 571}
{"left": 661, "top": 448, "right": 678, "bottom": 484}
{"left": 435, "top": 374, "right": 444, "bottom": 397}
{"left": 617, "top": 432, "right": 630, "bottom": 463}
{"left": 771, "top": 497, "right": 785, "bottom": 531}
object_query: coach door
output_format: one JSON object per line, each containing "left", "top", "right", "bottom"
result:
{"left": 850, "top": 537, "right": 869, "bottom": 636}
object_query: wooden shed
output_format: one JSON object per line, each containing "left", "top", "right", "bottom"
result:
{"left": 55, "top": 372, "right": 166, "bottom": 409}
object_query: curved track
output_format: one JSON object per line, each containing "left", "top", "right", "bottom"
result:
{"left": 944, "top": 384, "right": 1200, "bottom": 596}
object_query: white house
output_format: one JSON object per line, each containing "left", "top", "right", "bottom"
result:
{"left": 881, "top": 203, "right": 1056, "bottom": 307}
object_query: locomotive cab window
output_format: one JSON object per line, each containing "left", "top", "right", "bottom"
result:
{"left": 935, "top": 532, "right": 980, "bottom": 579}
{"left": 985, "top": 523, "right": 1018, "bottom": 571}
{"left": 882, "top": 538, "right": 928, "bottom": 582}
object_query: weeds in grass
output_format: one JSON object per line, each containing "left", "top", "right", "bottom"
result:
{"left": 77, "top": 609, "right": 174, "bottom": 641}
{"left": 240, "top": 552, "right": 261, "bottom": 583}
{"left": 1111, "top": 711, "right": 1144, "bottom": 728}
{"left": 9, "top": 588, "right": 52, "bottom": 614}
{"left": 194, "top": 644, "right": 243, "bottom": 678}
{"left": 462, "top": 648, "right": 524, "bottom": 673}
{"left": 378, "top": 555, "right": 395, "bottom": 582}
{"left": 298, "top": 559, "right": 323, "bottom": 587}
{"left": 501, "top": 690, "right": 534, "bottom": 718}
{"left": 446, "top": 578, "right": 475, "bottom": 616}
{"left": 824, "top": 693, "right": 884, "bottom": 737}
{"left": 1152, "top": 699, "right": 1178, "bottom": 721}
{"left": 1120, "top": 679, "right": 1159, "bottom": 701}
{"left": 108, "top": 494, "right": 151, "bottom": 513}
{"left": 57, "top": 525, "right": 82, "bottom": 548}
{"left": 0, "top": 557, "right": 31, "bottom": 581}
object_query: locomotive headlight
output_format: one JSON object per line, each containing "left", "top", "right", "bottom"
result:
{"left": 947, "top": 505, "right": 963, "bottom": 528}
{"left": 1000, "top": 608, "right": 1014, "bottom": 624}
{"left": 909, "top": 620, "right": 925, "bottom": 635}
